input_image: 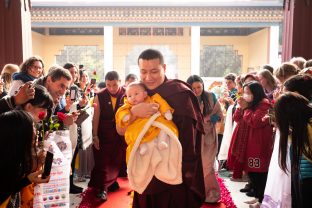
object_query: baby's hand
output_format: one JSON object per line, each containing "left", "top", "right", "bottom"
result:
{"left": 122, "top": 114, "right": 130, "bottom": 122}
{"left": 164, "top": 111, "right": 172, "bottom": 120}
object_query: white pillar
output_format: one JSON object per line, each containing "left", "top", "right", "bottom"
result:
{"left": 269, "top": 26, "right": 280, "bottom": 68}
{"left": 104, "top": 26, "right": 113, "bottom": 75}
{"left": 191, "top": 26, "right": 200, "bottom": 75}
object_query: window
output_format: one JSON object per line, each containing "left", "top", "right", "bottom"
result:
{"left": 200, "top": 45, "right": 242, "bottom": 77}
{"left": 56, "top": 45, "right": 104, "bottom": 81}
{"left": 125, "top": 45, "right": 178, "bottom": 79}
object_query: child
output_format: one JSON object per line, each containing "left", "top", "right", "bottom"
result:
{"left": 116, "top": 82, "right": 175, "bottom": 157}
{"left": 236, "top": 81, "right": 274, "bottom": 207}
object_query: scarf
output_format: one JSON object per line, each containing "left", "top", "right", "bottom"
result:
{"left": 12, "top": 72, "right": 36, "bottom": 83}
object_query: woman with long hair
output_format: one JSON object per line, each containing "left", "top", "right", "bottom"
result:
{"left": 186, "top": 75, "right": 223, "bottom": 203}
{"left": 18, "top": 85, "right": 53, "bottom": 207}
{"left": 262, "top": 74, "right": 312, "bottom": 208}
{"left": 9, "top": 56, "right": 44, "bottom": 96}
{"left": 257, "top": 69, "right": 277, "bottom": 101}
{"left": 284, "top": 74, "right": 312, "bottom": 101}
{"left": 0, "top": 110, "right": 49, "bottom": 207}
{"left": 275, "top": 92, "right": 312, "bottom": 207}
{"left": 0, "top": 64, "right": 19, "bottom": 98}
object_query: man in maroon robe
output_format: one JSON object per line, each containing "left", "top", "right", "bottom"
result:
{"left": 117, "top": 49, "right": 205, "bottom": 207}
{"left": 88, "top": 71, "right": 126, "bottom": 202}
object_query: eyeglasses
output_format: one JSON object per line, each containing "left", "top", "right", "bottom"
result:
{"left": 31, "top": 65, "right": 43, "bottom": 70}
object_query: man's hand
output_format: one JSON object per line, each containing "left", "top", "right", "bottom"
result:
{"left": 64, "top": 96, "right": 74, "bottom": 112}
{"left": 131, "top": 102, "right": 159, "bottom": 118}
{"left": 14, "top": 82, "right": 35, "bottom": 106}
{"left": 79, "top": 94, "right": 89, "bottom": 107}
{"left": 63, "top": 111, "right": 80, "bottom": 126}
{"left": 93, "top": 136, "right": 100, "bottom": 150}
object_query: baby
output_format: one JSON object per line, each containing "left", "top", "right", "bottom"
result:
{"left": 117, "top": 82, "right": 174, "bottom": 156}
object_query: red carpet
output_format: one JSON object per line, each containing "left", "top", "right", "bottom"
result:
{"left": 79, "top": 177, "right": 131, "bottom": 208}
{"left": 79, "top": 176, "right": 236, "bottom": 208}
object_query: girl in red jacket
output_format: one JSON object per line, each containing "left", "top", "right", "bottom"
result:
{"left": 236, "top": 81, "right": 274, "bottom": 208}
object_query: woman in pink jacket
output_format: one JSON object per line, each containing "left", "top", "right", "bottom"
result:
{"left": 235, "top": 81, "right": 274, "bottom": 208}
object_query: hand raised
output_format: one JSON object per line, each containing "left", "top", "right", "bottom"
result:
{"left": 131, "top": 102, "right": 159, "bottom": 118}
{"left": 14, "top": 82, "right": 35, "bottom": 105}
{"left": 237, "top": 97, "right": 248, "bottom": 110}
{"left": 27, "top": 170, "right": 50, "bottom": 184}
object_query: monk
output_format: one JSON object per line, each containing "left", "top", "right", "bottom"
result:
{"left": 88, "top": 71, "right": 126, "bottom": 202}
{"left": 117, "top": 49, "right": 205, "bottom": 208}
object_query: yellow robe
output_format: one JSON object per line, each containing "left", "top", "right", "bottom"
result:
{"left": 116, "top": 93, "right": 178, "bottom": 163}
{"left": 0, "top": 197, "right": 10, "bottom": 208}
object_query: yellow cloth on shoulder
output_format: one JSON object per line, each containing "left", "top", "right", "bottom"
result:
{"left": 115, "top": 93, "right": 177, "bottom": 163}
{"left": 20, "top": 184, "right": 35, "bottom": 208}
{"left": 0, "top": 196, "right": 10, "bottom": 208}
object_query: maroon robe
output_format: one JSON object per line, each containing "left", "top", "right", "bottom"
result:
{"left": 132, "top": 78, "right": 205, "bottom": 208}
{"left": 88, "top": 87, "right": 126, "bottom": 191}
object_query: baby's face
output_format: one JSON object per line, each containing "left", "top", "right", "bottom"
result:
{"left": 126, "top": 86, "right": 147, "bottom": 105}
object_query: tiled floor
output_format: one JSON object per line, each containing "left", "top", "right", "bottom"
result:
{"left": 69, "top": 172, "right": 256, "bottom": 208}
{"left": 69, "top": 180, "right": 89, "bottom": 208}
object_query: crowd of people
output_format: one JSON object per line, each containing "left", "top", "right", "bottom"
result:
{"left": 0, "top": 49, "right": 312, "bottom": 208}
{"left": 218, "top": 57, "right": 312, "bottom": 208}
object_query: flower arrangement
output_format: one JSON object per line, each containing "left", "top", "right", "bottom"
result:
{"left": 37, "top": 111, "right": 67, "bottom": 142}
{"left": 49, "top": 112, "right": 67, "bottom": 131}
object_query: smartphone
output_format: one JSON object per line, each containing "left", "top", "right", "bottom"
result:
{"left": 90, "top": 78, "right": 96, "bottom": 85}
{"left": 42, "top": 151, "right": 53, "bottom": 179}
{"left": 70, "top": 86, "right": 77, "bottom": 101}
